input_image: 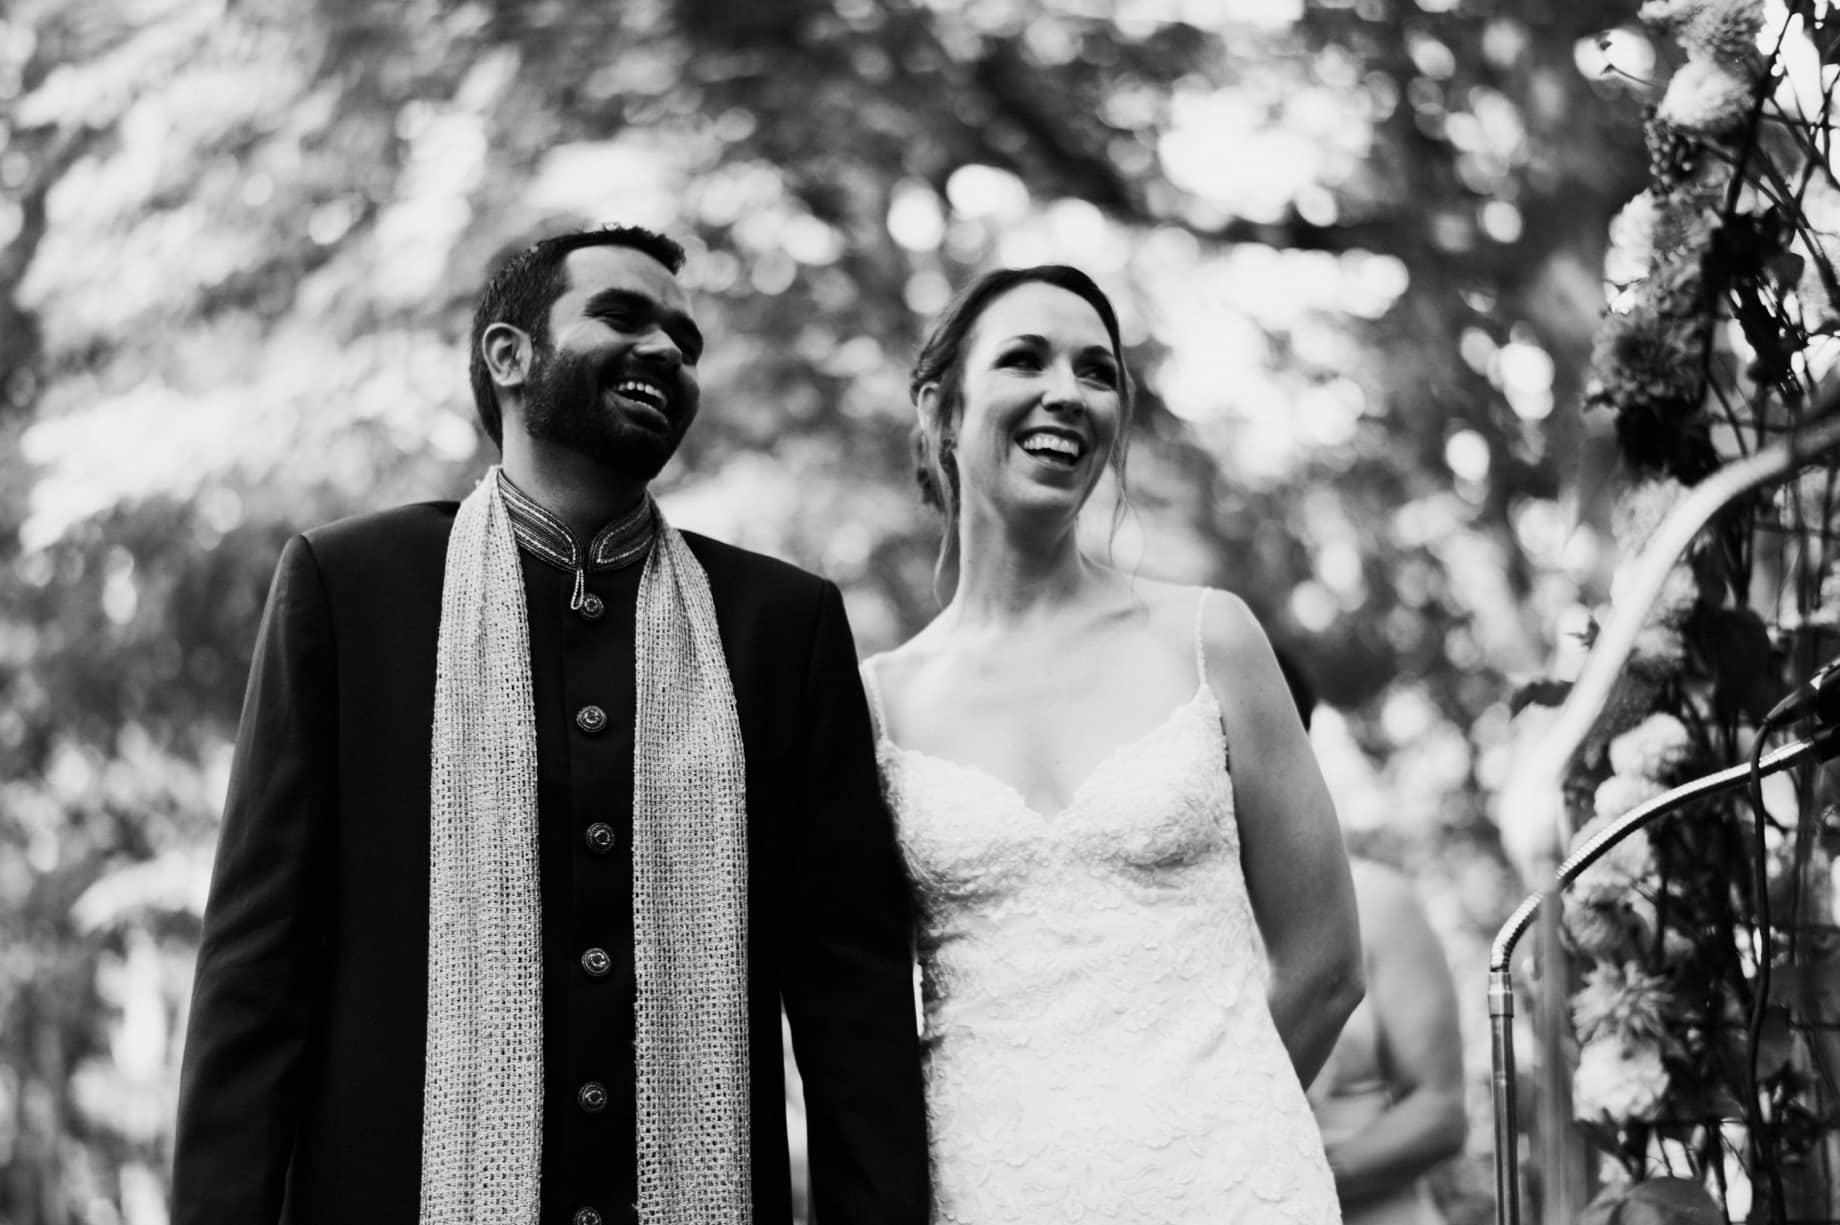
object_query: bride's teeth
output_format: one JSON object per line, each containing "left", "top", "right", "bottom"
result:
{"left": 1020, "top": 434, "right": 1080, "bottom": 458}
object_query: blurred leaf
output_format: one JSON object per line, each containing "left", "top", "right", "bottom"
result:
{"left": 1703, "top": 607, "right": 1783, "bottom": 723}
{"left": 1622, "top": 1177, "right": 1726, "bottom": 1225}
{"left": 1511, "top": 677, "right": 1573, "bottom": 714}
{"left": 1580, "top": 1175, "right": 1724, "bottom": 1225}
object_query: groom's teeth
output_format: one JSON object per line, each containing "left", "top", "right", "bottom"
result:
{"left": 615, "top": 380, "right": 665, "bottom": 409}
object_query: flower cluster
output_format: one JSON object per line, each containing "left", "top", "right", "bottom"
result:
{"left": 1606, "top": 712, "right": 1694, "bottom": 781}
{"left": 1639, "top": 0, "right": 1765, "bottom": 67}
{"left": 1565, "top": 0, "right": 1736, "bottom": 1126}
{"left": 1576, "top": 962, "right": 1673, "bottom": 1043}
{"left": 1584, "top": 309, "right": 1715, "bottom": 479}
{"left": 1658, "top": 58, "right": 1755, "bottom": 134}
{"left": 1643, "top": 0, "right": 1762, "bottom": 135}
{"left": 1575, "top": 1037, "right": 1673, "bottom": 1126}
{"left": 1572, "top": 965, "right": 1679, "bottom": 1126}
{"left": 1542, "top": 0, "right": 1840, "bottom": 1202}
{"left": 1605, "top": 193, "right": 1659, "bottom": 287}
{"left": 1562, "top": 720, "right": 1671, "bottom": 964}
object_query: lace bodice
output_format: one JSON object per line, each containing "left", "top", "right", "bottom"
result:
{"left": 865, "top": 591, "right": 1340, "bottom": 1224}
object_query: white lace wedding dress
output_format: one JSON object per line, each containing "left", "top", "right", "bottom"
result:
{"left": 864, "top": 592, "right": 1341, "bottom": 1224}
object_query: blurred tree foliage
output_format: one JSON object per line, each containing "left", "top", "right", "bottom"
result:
{"left": 0, "top": 0, "right": 1648, "bottom": 1219}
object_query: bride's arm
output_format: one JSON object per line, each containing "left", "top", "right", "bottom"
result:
{"left": 1202, "top": 590, "right": 1364, "bottom": 1086}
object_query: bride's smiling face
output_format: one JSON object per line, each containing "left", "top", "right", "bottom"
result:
{"left": 947, "top": 282, "right": 1124, "bottom": 524}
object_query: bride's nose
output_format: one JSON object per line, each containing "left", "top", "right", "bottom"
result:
{"left": 1041, "top": 361, "right": 1085, "bottom": 413}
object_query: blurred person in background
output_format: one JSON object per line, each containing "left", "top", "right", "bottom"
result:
{"left": 172, "top": 225, "right": 929, "bottom": 1225}
{"left": 1279, "top": 653, "right": 1469, "bottom": 1225}
{"left": 860, "top": 264, "right": 1363, "bottom": 1222}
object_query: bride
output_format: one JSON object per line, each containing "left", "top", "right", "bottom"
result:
{"left": 860, "top": 265, "right": 1364, "bottom": 1223}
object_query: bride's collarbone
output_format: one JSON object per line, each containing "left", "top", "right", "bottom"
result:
{"left": 895, "top": 667, "right": 1201, "bottom": 781}
{"left": 925, "top": 617, "right": 1181, "bottom": 694}
{"left": 882, "top": 598, "right": 1202, "bottom": 749}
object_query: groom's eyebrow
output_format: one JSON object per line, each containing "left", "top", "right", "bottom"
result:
{"left": 584, "top": 289, "right": 706, "bottom": 362}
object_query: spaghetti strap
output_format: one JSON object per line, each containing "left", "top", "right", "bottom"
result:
{"left": 1192, "top": 589, "right": 1230, "bottom": 766}
{"left": 859, "top": 659, "right": 889, "bottom": 741}
{"left": 1192, "top": 588, "right": 1211, "bottom": 685}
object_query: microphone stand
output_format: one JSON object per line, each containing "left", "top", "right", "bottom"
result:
{"left": 1489, "top": 726, "right": 1840, "bottom": 1225}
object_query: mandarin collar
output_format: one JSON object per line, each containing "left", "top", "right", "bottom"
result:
{"left": 496, "top": 470, "right": 656, "bottom": 575}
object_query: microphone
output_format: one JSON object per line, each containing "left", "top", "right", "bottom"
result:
{"left": 1764, "top": 654, "right": 1840, "bottom": 725}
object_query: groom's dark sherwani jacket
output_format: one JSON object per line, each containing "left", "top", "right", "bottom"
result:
{"left": 171, "top": 500, "right": 930, "bottom": 1225}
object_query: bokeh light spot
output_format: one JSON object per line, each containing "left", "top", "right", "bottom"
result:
{"left": 1445, "top": 428, "right": 1492, "bottom": 482}
{"left": 945, "top": 163, "right": 1032, "bottom": 221}
{"left": 887, "top": 180, "right": 945, "bottom": 251}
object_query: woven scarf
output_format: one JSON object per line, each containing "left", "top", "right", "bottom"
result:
{"left": 421, "top": 467, "right": 753, "bottom": 1225}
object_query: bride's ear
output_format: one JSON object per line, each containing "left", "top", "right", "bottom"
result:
{"left": 915, "top": 382, "right": 940, "bottom": 425}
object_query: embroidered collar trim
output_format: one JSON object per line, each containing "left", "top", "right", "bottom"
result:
{"left": 497, "top": 470, "right": 657, "bottom": 574}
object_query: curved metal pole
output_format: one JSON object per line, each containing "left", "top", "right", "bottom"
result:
{"left": 1489, "top": 726, "right": 1840, "bottom": 1225}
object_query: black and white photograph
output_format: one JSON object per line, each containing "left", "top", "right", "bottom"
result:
{"left": 2, "top": 1, "right": 1839, "bottom": 1223}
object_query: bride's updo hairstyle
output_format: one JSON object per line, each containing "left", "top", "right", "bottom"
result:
{"left": 909, "top": 265, "right": 1136, "bottom": 578}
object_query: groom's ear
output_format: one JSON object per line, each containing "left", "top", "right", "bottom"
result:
{"left": 482, "top": 323, "right": 533, "bottom": 391}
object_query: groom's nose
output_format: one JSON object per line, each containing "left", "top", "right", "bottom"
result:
{"left": 632, "top": 325, "right": 683, "bottom": 369}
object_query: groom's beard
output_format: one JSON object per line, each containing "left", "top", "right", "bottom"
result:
{"left": 522, "top": 344, "right": 691, "bottom": 482}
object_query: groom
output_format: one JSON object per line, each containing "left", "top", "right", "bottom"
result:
{"left": 172, "top": 226, "right": 930, "bottom": 1225}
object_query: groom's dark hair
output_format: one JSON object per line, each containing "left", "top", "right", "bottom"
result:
{"left": 468, "top": 225, "right": 688, "bottom": 448}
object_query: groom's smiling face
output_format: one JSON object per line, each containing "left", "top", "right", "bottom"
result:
{"left": 521, "top": 244, "right": 705, "bottom": 481}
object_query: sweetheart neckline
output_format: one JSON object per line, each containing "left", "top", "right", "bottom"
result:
{"left": 877, "top": 681, "right": 1222, "bottom": 824}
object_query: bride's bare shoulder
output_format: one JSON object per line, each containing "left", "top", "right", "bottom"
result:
{"left": 1106, "top": 575, "right": 1240, "bottom": 640}
{"left": 861, "top": 618, "right": 955, "bottom": 718}
{"left": 866, "top": 618, "right": 948, "bottom": 669}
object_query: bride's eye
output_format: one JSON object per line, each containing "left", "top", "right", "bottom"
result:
{"left": 996, "top": 348, "right": 1042, "bottom": 370}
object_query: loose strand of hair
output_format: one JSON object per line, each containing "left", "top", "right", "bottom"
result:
{"left": 931, "top": 500, "right": 959, "bottom": 609}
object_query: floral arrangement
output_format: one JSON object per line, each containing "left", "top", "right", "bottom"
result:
{"left": 1523, "top": 0, "right": 1840, "bottom": 1218}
